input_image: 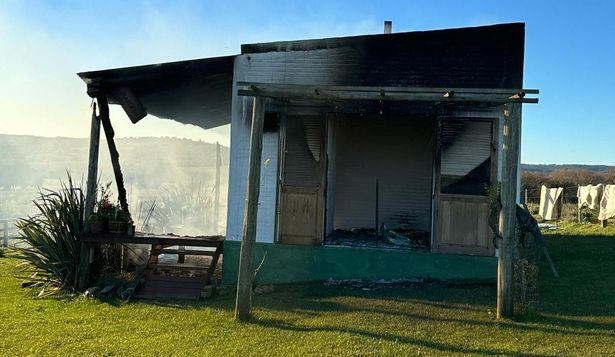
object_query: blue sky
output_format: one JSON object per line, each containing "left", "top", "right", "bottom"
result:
{"left": 0, "top": 0, "right": 614, "bottom": 164}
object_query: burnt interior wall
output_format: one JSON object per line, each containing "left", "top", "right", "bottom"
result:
{"left": 329, "top": 115, "right": 435, "bottom": 232}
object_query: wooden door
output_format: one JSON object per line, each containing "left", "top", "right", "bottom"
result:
{"left": 277, "top": 115, "right": 326, "bottom": 245}
{"left": 433, "top": 118, "right": 496, "bottom": 256}
{"left": 436, "top": 194, "right": 494, "bottom": 255}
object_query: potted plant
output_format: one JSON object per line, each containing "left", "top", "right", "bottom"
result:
{"left": 88, "top": 198, "right": 113, "bottom": 234}
{"left": 88, "top": 211, "right": 108, "bottom": 234}
{"left": 108, "top": 208, "right": 131, "bottom": 235}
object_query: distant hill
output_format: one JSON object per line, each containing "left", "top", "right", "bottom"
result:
{"left": 521, "top": 164, "right": 613, "bottom": 175}
{"left": 0, "top": 134, "right": 229, "bottom": 188}
{"left": 0, "top": 134, "right": 230, "bottom": 234}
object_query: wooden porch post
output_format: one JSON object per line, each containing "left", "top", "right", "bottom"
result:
{"left": 497, "top": 102, "right": 521, "bottom": 319}
{"left": 235, "top": 96, "right": 266, "bottom": 321}
{"left": 77, "top": 102, "right": 101, "bottom": 291}
{"left": 98, "top": 93, "right": 130, "bottom": 214}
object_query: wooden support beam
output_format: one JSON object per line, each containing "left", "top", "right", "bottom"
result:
{"left": 77, "top": 102, "right": 101, "bottom": 291}
{"left": 234, "top": 97, "right": 266, "bottom": 321}
{"left": 237, "top": 82, "right": 539, "bottom": 104}
{"left": 84, "top": 102, "right": 101, "bottom": 220}
{"left": 237, "top": 82, "right": 540, "bottom": 95}
{"left": 431, "top": 119, "right": 442, "bottom": 253}
{"left": 98, "top": 93, "right": 130, "bottom": 214}
{"left": 213, "top": 141, "right": 221, "bottom": 234}
{"left": 497, "top": 102, "right": 521, "bottom": 319}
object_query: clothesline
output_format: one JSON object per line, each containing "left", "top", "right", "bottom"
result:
{"left": 529, "top": 184, "right": 615, "bottom": 222}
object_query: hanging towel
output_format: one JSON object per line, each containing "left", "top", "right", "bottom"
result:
{"left": 598, "top": 185, "right": 615, "bottom": 221}
{"left": 539, "top": 185, "right": 564, "bottom": 221}
{"left": 577, "top": 184, "right": 603, "bottom": 209}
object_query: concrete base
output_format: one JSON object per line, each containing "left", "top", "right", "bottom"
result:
{"left": 222, "top": 240, "right": 497, "bottom": 285}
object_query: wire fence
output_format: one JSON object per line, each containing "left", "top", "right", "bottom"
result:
{"left": 521, "top": 185, "right": 607, "bottom": 223}
{"left": 521, "top": 185, "right": 583, "bottom": 205}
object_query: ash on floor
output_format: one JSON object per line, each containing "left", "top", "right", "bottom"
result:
{"left": 324, "top": 277, "right": 425, "bottom": 290}
{"left": 325, "top": 228, "right": 430, "bottom": 251}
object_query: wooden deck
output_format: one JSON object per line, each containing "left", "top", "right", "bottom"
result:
{"left": 81, "top": 233, "right": 224, "bottom": 300}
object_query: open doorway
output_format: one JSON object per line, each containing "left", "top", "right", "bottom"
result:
{"left": 324, "top": 114, "right": 434, "bottom": 250}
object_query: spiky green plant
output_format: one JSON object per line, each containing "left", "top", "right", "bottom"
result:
{"left": 15, "top": 174, "right": 84, "bottom": 297}
{"left": 149, "top": 180, "right": 214, "bottom": 235}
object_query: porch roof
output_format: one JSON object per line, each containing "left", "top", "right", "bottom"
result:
{"left": 77, "top": 55, "right": 235, "bottom": 129}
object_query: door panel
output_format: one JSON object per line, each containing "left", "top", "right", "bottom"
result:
{"left": 279, "top": 187, "right": 322, "bottom": 245}
{"left": 433, "top": 118, "right": 496, "bottom": 256}
{"left": 278, "top": 115, "right": 325, "bottom": 245}
{"left": 436, "top": 194, "right": 494, "bottom": 256}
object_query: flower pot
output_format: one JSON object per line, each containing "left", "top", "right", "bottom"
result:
{"left": 108, "top": 220, "right": 127, "bottom": 235}
{"left": 89, "top": 220, "right": 108, "bottom": 235}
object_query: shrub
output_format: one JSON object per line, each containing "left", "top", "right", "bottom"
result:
{"left": 15, "top": 175, "right": 85, "bottom": 297}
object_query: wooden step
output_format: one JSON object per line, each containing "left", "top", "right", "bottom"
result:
{"left": 144, "top": 276, "right": 207, "bottom": 288}
{"left": 152, "top": 249, "right": 216, "bottom": 256}
{"left": 148, "top": 263, "right": 211, "bottom": 271}
{"left": 145, "top": 274, "right": 208, "bottom": 283}
{"left": 133, "top": 285, "right": 203, "bottom": 300}
{"left": 133, "top": 275, "right": 207, "bottom": 300}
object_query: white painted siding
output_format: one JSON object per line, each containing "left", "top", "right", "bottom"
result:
{"left": 226, "top": 121, "right": 278, "bottom": 243}
{"left": 330, "top": 115, "right": 435, "bottom": 231}
{"left": 226, "top": 50, "right": 371, "bottom": 244}
{"left": 226, "top": 55, "right": 281, "bottom": 243}
{"left": 225, "top": 50, "right": 518, "bottom": 244}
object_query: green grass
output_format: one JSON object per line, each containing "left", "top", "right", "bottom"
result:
{"left": 1, "top": 225, "right": 614, "bottom": 356}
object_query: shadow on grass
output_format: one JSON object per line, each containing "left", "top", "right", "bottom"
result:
{"left": 119, "top": 273, "right": 615, "bottom": 339}
{"left": 247, "top": 284, "right": 615, "bottom": 338}
{"left": 110, "top": 232, "right": 615, "bottom": 344}
{"left": 250, "top": 315, "right": 551, "bottom": 357}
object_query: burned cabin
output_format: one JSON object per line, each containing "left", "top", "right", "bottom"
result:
{"left": 78, "top": 22, "right": 537, "bottom": 287}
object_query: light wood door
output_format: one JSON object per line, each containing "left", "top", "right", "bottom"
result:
{"left": 432, "top": 118, "right": 497, "bottom": 256}
{"left": 277, "top": 115, "right": 325, "bottom": 245}
{"left": 435, "top": 194, "right": 494, "bottom": 256}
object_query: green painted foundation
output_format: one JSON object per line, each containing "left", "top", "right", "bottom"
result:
{"left": 222, "top": 240, "right": 497, "bottom": 285}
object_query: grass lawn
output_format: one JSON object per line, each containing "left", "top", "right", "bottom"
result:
{"left": 0, "top": 223, "right": 614, "bottom": 356}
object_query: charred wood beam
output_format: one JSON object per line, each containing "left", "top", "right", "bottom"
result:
{"left": 237, "top": 82, "right": 539, "bottom": 104}
{"left": 110, "top": 87, "right": 147, "bottom": 124}
{"left": 98, "top": 93, "right": 130, "bottom": 214}
{"left": 84, "top": 103, "right": 101, "bottom": 221}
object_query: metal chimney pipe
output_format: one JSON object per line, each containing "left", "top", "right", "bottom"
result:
{"left": 384, "top": 21, "right": 392, "bottom": 34}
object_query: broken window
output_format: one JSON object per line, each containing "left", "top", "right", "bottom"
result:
{"left": 282, "top": 115, "right": 324, "bottom": 187}
{"left": 440, "top": 120, "right": 493, "bottom": 195}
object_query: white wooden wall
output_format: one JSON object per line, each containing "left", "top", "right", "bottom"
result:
{"left": 226, "top": 49, "right": 362, "bottom": 243}
{"left": 225, "top": 49, "right": 520, "bottom": 243}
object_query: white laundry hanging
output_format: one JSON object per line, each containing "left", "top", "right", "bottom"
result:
{"left": 577, "top": 184, "right": 603, "bottom": 210}
{"left": 539, "top": 185, "right": 563, "bottom": 221}
{"left": 598, "top": 184, "right": 615, "bottom": 221}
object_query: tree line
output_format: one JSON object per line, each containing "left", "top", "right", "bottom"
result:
{"left": 521, "top": 168, "right": 615, "bottom": 203}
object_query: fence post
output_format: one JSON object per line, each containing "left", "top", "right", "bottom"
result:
{"left": 3, "top": 221, "right": 8, "bottom": 247}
